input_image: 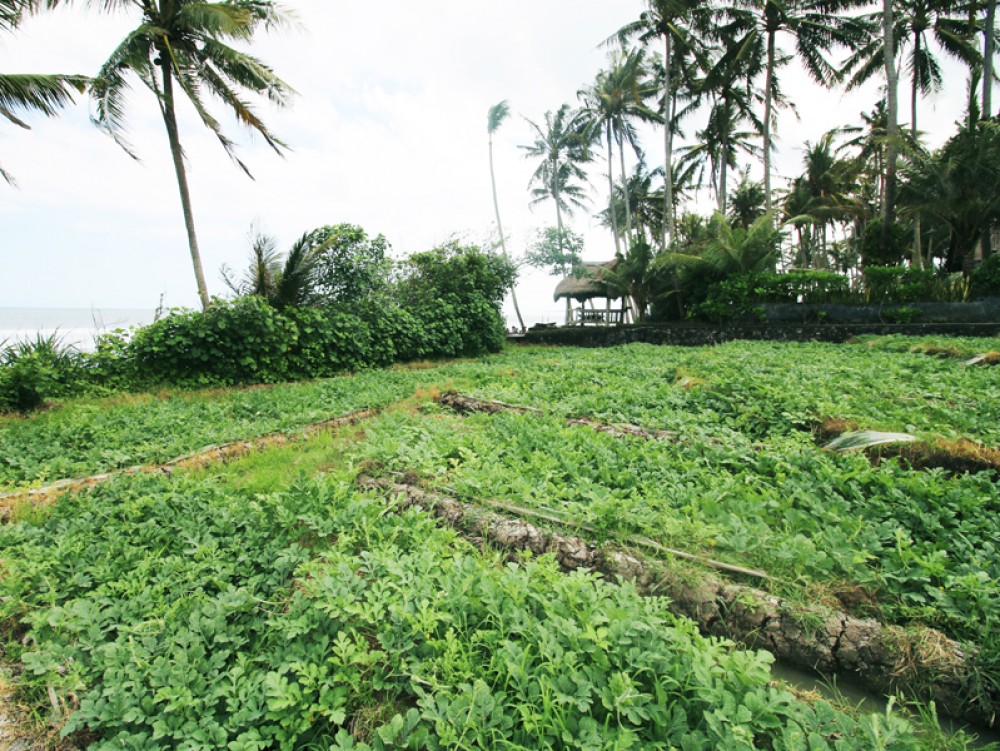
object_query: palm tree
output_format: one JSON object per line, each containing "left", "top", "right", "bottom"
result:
{"left": 681, "top": 16, "right": 767, "bottom": 216}
{"left": 783, "top": 130, "right": 864, "bottom": 268}
{"left": 44, "top": 0, "right": 295, "bottom": 310}
{"left": 974, "top": 0, "right": 998, "bottom": 116}
{"left": 487, "top": 100, "right": 525, "bottom": 332}
{"left": 221, "top": 226, "right": 320, "bottom": 309}
{"left": 577, "top": 50, "right": 660, "bottom": 256}
{"left": 521, "top": 105, "right": 591, "bottom": 258}
{"left": 612, "top": 0, "right": 706, "bottom": 247}
{"left": 654, "top": 210, "right": 782, "bottom": 276}
{"left": 727, "top": 0, "right": 872, "bottom": 210}
{"left": 679, "top": 58, "right": 762, "bottom": 216}
{"left": 841, "top": 0, "right": 977, "bottom": 231}
{"left": 1, "top": 0, "right": 87, "bottom": 184}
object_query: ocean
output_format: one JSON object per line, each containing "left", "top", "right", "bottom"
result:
{"left": 0, "top": 307, "right": 158, "bottom": 352}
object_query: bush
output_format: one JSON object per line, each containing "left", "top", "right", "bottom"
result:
{"left": 971, "top": 254, "right": 1000, "bottom": 298}
{"left": 688, "top": 271, "right": 853, "bottom": 322}
{"left": 284, "top": 307, "right": 373, "bottom": 378}
{"left": 3, "top": 238, "right": 517, "bottom": 405}
{"left": 128, "top": 297, "right": 296, "bottom": 386}
{"left": 0, "top": 334, "right": 88, "bottom": 413}
{"left": 397, "top": 241, "right": 516, "bottom": 357}
{"left": 860, "top": 219, "right": 909, "bottom": 267}
{"left": 862, "top": 266, "right": 941, "bottom": 303}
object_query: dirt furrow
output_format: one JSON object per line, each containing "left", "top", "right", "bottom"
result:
{"left": 0, "top": 409, "right": 378, "bottom": 520}
{"left": 358, "top": 476, "right": 998, "bottom": 728}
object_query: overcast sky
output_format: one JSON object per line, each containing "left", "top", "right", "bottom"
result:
{"left": 1, "top": 1, "right": 972, "bottom": 325}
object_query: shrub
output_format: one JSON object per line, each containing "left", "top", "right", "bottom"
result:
{"left": 688, "top": 271, "right": 853, "bottom": 322}
{"left": 862, "top": 266, "right": 941, "bottom": 303}
{"left": 305, "top": 224, "right": 392, "bottom": 306}
{"left": 971, "top": 254, "right": 1000, "bottom": 298}
{"left": 284, "top": 307, "right": 373, "bottom": 378}
{"left": 0, "top": 334, "right": 88, "bottom": 413}
{"left": 397, "top": 241, "right": 516, "bottom": 357}
{"left": 128, "top": 297, "right": 296, "bottom": 386}
{"left": 860, "top": 219, "right": 909, "bottom": 267}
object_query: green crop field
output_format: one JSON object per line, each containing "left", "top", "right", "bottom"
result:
{"left": 2, "top": 337, "right": 998, "bottom": 749}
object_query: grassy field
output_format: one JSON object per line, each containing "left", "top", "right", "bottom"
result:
{"left": 1, "top": 336, "right": 998, "bottom": 749}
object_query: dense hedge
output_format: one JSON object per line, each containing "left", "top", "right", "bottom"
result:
{"left": 690, "top": 268, "right": 974, "bottom": 323}
{"left": 0, "top": 244, "right": 515, "bottom": 411}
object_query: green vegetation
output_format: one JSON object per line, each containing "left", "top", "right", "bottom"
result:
{"left": 1, "top": 339, "right": 998, "bottom": 751}
{"left": 3, "top": 467, "right": 943, "bottom": 750}
{"left": 0, "top": 241, "right": 515, "bottom": 414}
{"left": 0, "top": 368, "right": 427, "bottom": 491}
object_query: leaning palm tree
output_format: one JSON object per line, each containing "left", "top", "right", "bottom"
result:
{"left": 44, "top": 0, "right": 295, "bottom": 309}
{"left": 1, "top": 0, "right": 87, "bottom": 184}
{"left": 487, "top": 100, "right": 525, "bottom": 332}
{"left": 520, "top": 104, "right": 592, "bottom": 258}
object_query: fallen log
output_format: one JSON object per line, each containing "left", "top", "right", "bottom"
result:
{"left": 436, "top": 391, "right": 678, "bottom": 442}
{"left": 358, "top": 476, "right": 998, "bottom": 729}
{"left": 0, "top": 409, "right": 377, "bottom": 520}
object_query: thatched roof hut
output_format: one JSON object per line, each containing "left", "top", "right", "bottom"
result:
{"left": 552, "top": 260, "right": 622, "bottom": 302}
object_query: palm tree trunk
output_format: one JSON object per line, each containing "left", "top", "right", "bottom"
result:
{"left": 763, "top": 30, "right": 776, "bottom": 211}
{"left": 911, "top": 33, "right": 923, "bottom": 270}
{"left": 985, "top": 0, "right": 996, "bottom": 117}
{"left": 617, "top": 129, "right": 634, "bottom": 251}
{"left": 606, "top": 122, "right": 622, "bottom": 257}
{"left": 161, "top": 64, "right": 210, "bottom": 311}
{"left": 663, "top": 32, "right": 675, "bottom": 248}
{"left": 489, "top": 134, "right": 525, "bottom": 331}
{"left": 554, "top": 175, "right": 565, "bottom": 256}
{"left": 911, "top": 33, "right": 920, "bottom": 136}
{"left": 882, "top": 0, "right": 899, "bottom": 229}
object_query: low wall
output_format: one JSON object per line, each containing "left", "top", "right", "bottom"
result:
{"left": 518, "top": 322, "right": 1000, "bottom": 348}
{"left": 757, "top": 297, "right": 1000, "bottom": 325}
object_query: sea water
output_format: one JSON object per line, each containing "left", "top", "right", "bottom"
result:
{"left": 0, "top": 307, "right": 157, "bottom": 352}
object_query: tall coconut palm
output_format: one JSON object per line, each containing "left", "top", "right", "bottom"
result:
{"left": 487, "top": 100, "right": 525, "bottom": 331}
{"left": 842, "top": 0, "right": 976, "bottom": 138}
{"left": 612, "top": 0, "right": 707, "bottom": 247}
{"left": 680, "top": 40, "right": 763, "bottom": 217}
{"left": 44, "top": 0, "right": 294, "bottom": 310}
{"left": 1, "top": 0, "right": 87, "bottom": 184}
{"left": 841, "top": 0, "right": 977, "bottom": 230}
{"left": 577, "top": 49, "right": 660, "bottom": 256}
{"left": 725, "top": 0, "right": 872, "bottom": 210}
{"left": 984, "top": 0, "right": 997, "bottom": 115}
{"left": 520, "top": 104, "right": 591, "bottom": 258}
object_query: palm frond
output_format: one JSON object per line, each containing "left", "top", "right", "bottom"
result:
{"left": 488, "top": 99, "right": 509, "bottom": 134}
{"left": 824, "top": 431, "right": 918, "bottom": 452}
{"left": 0, "top": 72, "right": 87, "bottom": 124}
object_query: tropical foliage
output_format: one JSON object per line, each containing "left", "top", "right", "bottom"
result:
{"left": 2, "top": 340, "right": 998, "bottom": 747}
{"left": 0, "top": 0, "right": 86, "bottom": 184}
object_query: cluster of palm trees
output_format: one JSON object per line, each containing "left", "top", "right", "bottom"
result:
{"left": 497, "top": 0, "right": 998, "bottom": 311}
{"left": 2, "top": 0, "right": 292, "bottom": 310}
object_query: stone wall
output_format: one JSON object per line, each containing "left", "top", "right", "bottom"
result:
{"left": 518, "top": 321, "right": 1000, "bottom": 348}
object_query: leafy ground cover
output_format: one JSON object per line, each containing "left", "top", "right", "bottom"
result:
{"left": 457, "top": 340, "right": 1000, "bottom": 444}
{"left": 0, "top": 466, "right": 939, "bottom": 750}
{"left": 354, "top": 409, "right": 999, "bottom": 654}
{"left": 1, "top": 336, "right": 998, "bottom": 748}
{"left": 0, "top": 369, "right": 433, "bottom": 491}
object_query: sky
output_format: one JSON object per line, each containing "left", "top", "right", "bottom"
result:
{"left": 1, "top": 1, "right": 975, "bottom": 327}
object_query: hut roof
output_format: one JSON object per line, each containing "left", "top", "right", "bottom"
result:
{"left": 553, "top": 260, "right": 621, "bottom": 302}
